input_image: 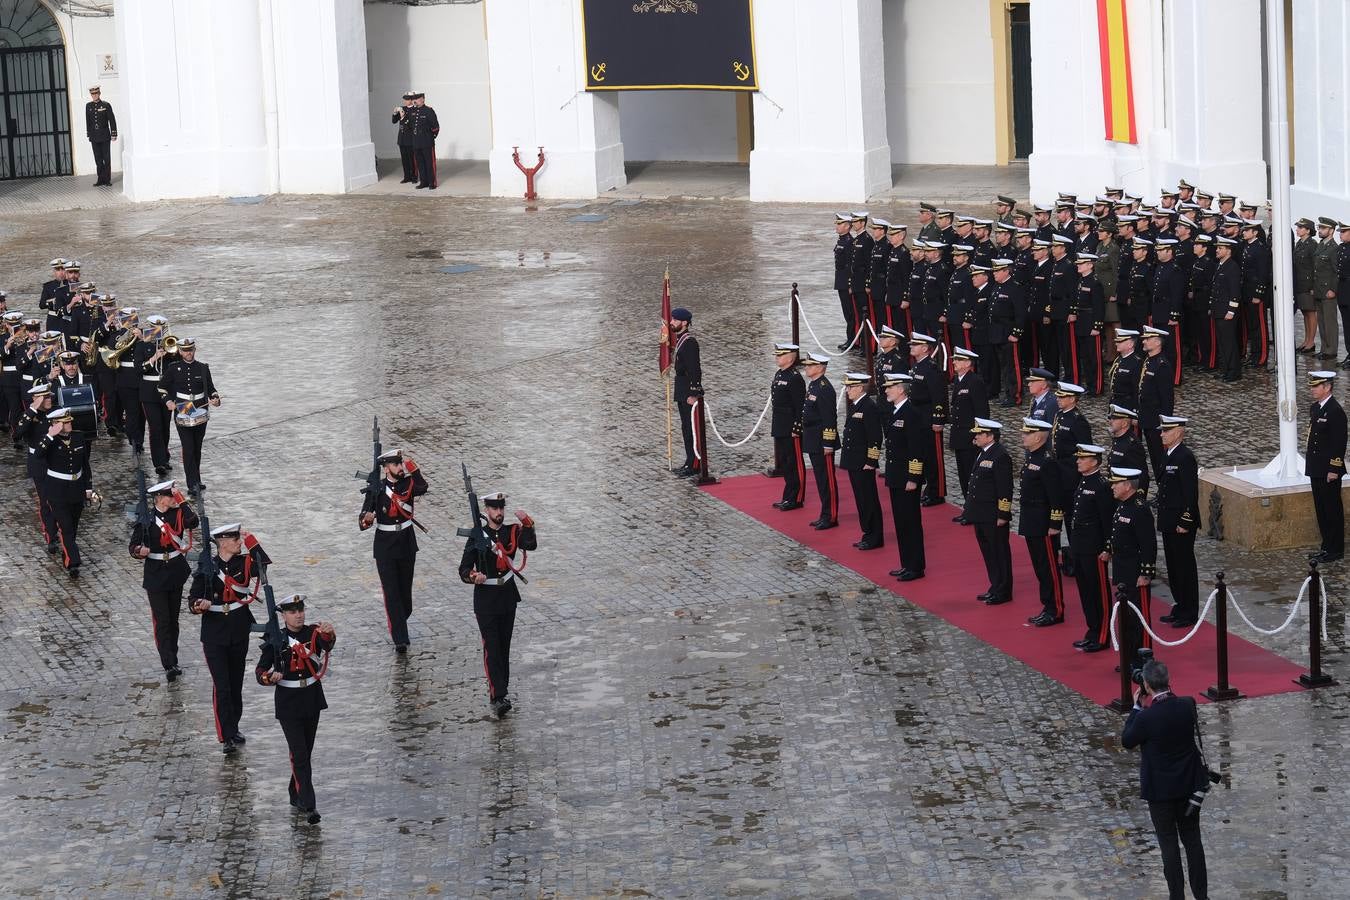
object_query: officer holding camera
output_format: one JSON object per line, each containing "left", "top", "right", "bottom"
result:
{"left": 1121, "top": 658, "right": 1213, "bottom": 899}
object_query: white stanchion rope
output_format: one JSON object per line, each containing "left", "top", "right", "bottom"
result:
{"left": 703, "top": 395, "right": 774, "bottom": 448}
{"left": 793, "top": 290, "right": 866, "bottom": 355}
{"left": 1110, "top": 591, "right": 1217, "bottom": 650}
{"left": 1227, "top": 576, "right": 1329, "bottom": 641}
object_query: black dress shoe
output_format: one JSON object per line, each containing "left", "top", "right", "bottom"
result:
{"left": 772, "top": 501, "right": 787, "bottom": 510}
{"left": 977, "top": 592, "right": 993, "bottom": 602}
{"left": 1221, "top": 375, "right": 1240, "bottom": 383}
{"left": 809, "top": 518, "right": 825, "bottom": 528}
{"left": 951, "top": 514, "right": 965, "bottom": 523}
{"left": 231, "top": 732, "right": 246, "bottom": 745}
{"left": 836, "top": 342, "right": 850, "bottom": 351}
{"left": 306, "top": 811, "right": 322, "bottom": 825}
{"left": 1072, "top": 639, "right": 1089, "bottom": 648}
{"left": 778, "top": 502, "right": 803, "bottom": 511}
{"left": 154, "top": 465, "right": 169, "bottom": 476}
{"left": 1320, "top": 553, "right": 1344, "bottom": 563}
{"left": 46, "top": 542, "right": 59, "bottom": 555}
{"left": 1080, "top": 641, "right": 1107, "bottom": 653}
{"left": 813, "top": 520, "right": 838, "bottom": 530}
{"left": 857, "top": 540, "right": 883, "bottom": 551}
{"left": 852, "top": 540, "right": 866, "bottom": 549}
{"left": 983, "top": 595, "right": 1012, "bottom": 606}
{"left": 889, "top": 568, "right": 904, "bottom": 577}
{"left": 395, "top": 643, "right": 408, "bottom": 653}
{"left": 222, "top": 741, "right": 237, "bottom": 755}
{"left": 1032, "top": 614, "right": 1064, "bottom": 627}
{"left": 1318, "top": 352, "right": 1339, "bottom": 360}
{"left": 399, "top": 178, "right": 414, "bottom": 184}
{"left": 673, "top": 465, "right": 694, "bottom": 477}
{"left": 1308, "top": 549, "right": 1328, "bottom": 561}
{"left": 920, "top": 498, "right": 942, "bottom": 507}
{"left": 67, "top": 567, "right": 80, "bottom": 579}
{"left": 1159, "top": 613, "right": 1175, "bottom": 623}
{"left": 1169, "top": 619, "right": 1197, "bottom": 629}
{"left": 897, "top": 569, "right": 924, "bottom": 582}
{"left": 1340, "top": 356, "right": 1350, "bottom": 370}
{"left": 494, "top": 696, "right": 513, "bottom": 719}
{"left": 166, "top": 668, "right": 179, "bottom": 683}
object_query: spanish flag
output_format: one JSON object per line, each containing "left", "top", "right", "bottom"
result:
{"left": 1097, "top": 0, "right": 1137, "bottom": 144}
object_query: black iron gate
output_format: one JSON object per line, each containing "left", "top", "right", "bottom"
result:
{"left": 0, "top": 46, "right": 71, "bottom": 180}
{"left": 1010, "top": 3, "right": 1033, "bottom": 159}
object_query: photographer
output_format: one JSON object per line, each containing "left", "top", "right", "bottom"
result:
{"left": 1121, "top": 659, "right": 1211, "bottom": 899}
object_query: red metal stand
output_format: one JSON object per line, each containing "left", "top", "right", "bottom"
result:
{"left": 512, "top": 146, "right": 545, "bottom": 201}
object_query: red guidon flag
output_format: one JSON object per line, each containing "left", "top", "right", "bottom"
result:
{"left": 1097, "top": 0, "right": 1137, "bottom": 143}
{"left": 659, "top": 267, "right": 672, "bottom": 374}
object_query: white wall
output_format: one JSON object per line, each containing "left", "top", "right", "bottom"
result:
{"left": 1291, "top": 0, "right": 1350, "bottom": 223}
{"left": 617, "top": 91, "right": 739, "bottom": 162}
{"left": 50, "top": 8, "right": 119, "bottom": 179}
{"left": 883, "top": 0, "right": 996, "bottom": 165}
{"left": 364, "top": 1, "right": 491, "bottom": 160}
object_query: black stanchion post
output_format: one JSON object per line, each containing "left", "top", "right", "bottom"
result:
{"left": 1299, "top": 560, "right": 1337, "bottom": 688}
{"left": 1109, "top": 587, "right": 1134, "bottom": 713}
{"left": 694, "top": 400, "right": 718, "bottom": 486}
{"left": 1205, "top": 571, "right": 1243, "bottom": 701}
{"left": 790, "top": 283, "right": 800, "bottom": 349}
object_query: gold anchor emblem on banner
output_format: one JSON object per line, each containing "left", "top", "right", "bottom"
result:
{"left": 733, "top": 60, "right": 751, "bottom": 82}
{"left": 591, "top": 62, "right": 607, "bottom": 82}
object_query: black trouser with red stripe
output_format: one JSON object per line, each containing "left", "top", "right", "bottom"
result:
{"left": 1245, "top": 298, "right": 1269, "bottom": 364}
{"left": 204, "top": 639, "right": 249, "bottom": 742}
{"left": 175, "top": 423, "right": 206, "bottom": 488}
{"left": 847, "top": 467, "right": 883, "bottom": 545}
{"left": 888, "top": 483, "right": 926, "bottom": 573}
{"left": 998, "top": 340, "right": 1023, "bottom": 403}
{"left": 375, "top": 554, "right": 415, "bottom": 647}
{"left": 31, "top": 474, "right": 56, "bottom": 544}
{"left": 280, "top": 715, "right": 320, "bottom": 810}
{"left": 147, "top": 588, "right": 182, "bottom": 671}
{"left": 1073, "top": 332, "right": 1103, "bottom": 394}
{"left": 119, "top": 387, "right": 144, "bottom": 451}
{"left": 50, "top": 498, "right": 83, "bottom": 570}
{"left": 1074, "top": 553, "right": 1111, "bottom": 645}
{"left": 144, "top": 401, "right": 171, "bottom": 470}
{"left": 3, "top": 386, "right": 22, "bottom": 435}
{"left": 399, "top": 144, "right": 417, "bottom": 181}
{"left": 413, "top": 146, "right": 437, "bottom": 187}
{"left": 97, "top": 368, "right": 120, "bottom": 432}
{"left": 1161, "top": 530, "right": 1199, "bottom": 623}
{"left": 476, "top": 605, "right": 516, "bottom": 702}
{"left": 775, "top": 435, "right": 805, "bottom": 506}
{"left": 838, "top": 289, "right": 857, "bottom": 341}
{"left": 922, "top": 429, "right": 946, "bottom": 502}
{"left": 1026, "top": 532, "right": 1064, "bottom": 619}
{"left": 807, "top": 450, "right": 838, "bottom": 523}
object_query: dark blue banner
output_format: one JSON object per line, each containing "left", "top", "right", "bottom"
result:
{"left": 582, "top": 0, "right": 758, "bottom": 91}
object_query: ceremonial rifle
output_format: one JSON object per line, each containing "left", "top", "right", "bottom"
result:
{"left": 249, "top": 557, "right": 287, "bottom": 665}
{"left": 355, "top": 414, "right": 427, "bottom": 532}
{"left": 457, "top": 463, "right": 526, "bottom": 584}
{"left": 192, "top": 488, "right": 216, "bottom": 584}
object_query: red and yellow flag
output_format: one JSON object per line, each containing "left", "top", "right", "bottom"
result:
{"left": 659, "top": 267, "right": 672, "bottom": 375}
{"left": 1097, "top": 0, "right": 1137, "bottom": 144}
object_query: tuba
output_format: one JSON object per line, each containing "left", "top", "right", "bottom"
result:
{"left": 99, "top": 329, "right": 138, "bottom": 367}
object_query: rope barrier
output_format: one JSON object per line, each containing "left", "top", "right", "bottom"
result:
{"left": 1110, "top": 591, "right": 1217, "bottom": 650}
{"left": 794, "top": 290, "right": 865, "bottom": 356}
{"left": 1109, "top": 576, "right": 1332, "bottom": 650}
{"left": 1227, "top": 577, "right": 1329, "bottom": 641}
{"left": 704, "top": 396, "right": 773, "bottom": 448}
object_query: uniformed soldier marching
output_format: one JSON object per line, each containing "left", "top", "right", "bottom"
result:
{"left": 459, "top": 491, "right": 537, "bottom": 717}
{"left": 190, "top": 523, "right": 268, "bottom": 752}
{"left": 882, "top": 373, "right": 926, "bottom": 581}
{"left": 1069, "top": 445, "right": 1114, "bottom": 652}
{"left": 159, "top": 338, "right": 221, "bottom": 494}
{"left": 392, "top": 91, "right": 419, "bottom": 184}
{"left": 840, "top": 372, "right": 884, "bottom": 550}
{"left": 668, "top": 307, "right": 703, "bottom": 477}
{"left": 18, "top": 383, "right": 57, "bottom": 547}
{"left": 1306, "top": 370, "right": 1346, "bottom": 563}
{"left": 1104, "top": 467, "right": 1157, "bottom": 660}
{"left": 358, "top": 449, "right": 428, "bottom": 652}
{"left": 133, "top": 314, "right": 174, "bottom": 475}
{"left": 131, "top": 480, "right": 198, "bottom": 680}
{"left": 769, "top": 343, "right": 807, "bottom": 511}
{"left": 908, "top": 333, "right": 948, "bottom": 506}
{"left": 1018, "top": 418, "right": 1066, "bottom": 626}
{"left": 1154, "top": 416, "right": 1200, "bottom": 628}
{"left": 966, "top": 418, "right": 1014, "bottom": 605}
{"left": 407, "top": 92, "right": 440, "bottom": 189}
{"left": 255, "top": 594, "right": 335, "bottom": 825}
{"left": 34, "top": 407, "right": 95, "bottom": 577}
{"left": 800, "top": 353, "right": 839, "bottom": 529}
{"left": 85, "top": 85, "right": 117, "bottom": 186}
{"left": 948, "top": 347, "right": 988, "bottom": 522}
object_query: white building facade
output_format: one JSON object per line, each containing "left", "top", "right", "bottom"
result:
{"left": 0, "top": 0, "right": 1343, "bottom": 213}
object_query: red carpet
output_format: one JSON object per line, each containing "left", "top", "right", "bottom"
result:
{"left": 703, "top": 472, "right": 1307, "bottom": 707}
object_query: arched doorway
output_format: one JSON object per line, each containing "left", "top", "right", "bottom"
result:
{"left": 0, "top": 0, "right": 70, "bottom": 179}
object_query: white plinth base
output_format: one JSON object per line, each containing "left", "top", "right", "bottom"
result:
{"left": 1231, "top": 453, "right": 1308, "bottom": 490}
{"left": 749, "top": 146, "right": 892, "bottom": 203}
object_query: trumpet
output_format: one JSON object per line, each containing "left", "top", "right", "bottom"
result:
{"left": 98, "top": 329, "right": 138, "bottom": 367}
{"left": 161, "top": 333, "right": 179, "bottom": 355}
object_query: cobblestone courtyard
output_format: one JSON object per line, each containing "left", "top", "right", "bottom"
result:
{"left": 2, "top": 192, "right": 1349, "bottom": 898}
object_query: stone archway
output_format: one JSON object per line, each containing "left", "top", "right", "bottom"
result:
{"left": 0, "top": 0, "right": 72, "bottom": 178}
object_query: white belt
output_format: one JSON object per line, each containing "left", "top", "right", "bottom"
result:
{"left": 276, "top": 675, "right": 321, "bottom": 689}
{"left": 206, "top": 601, "right": 244, "bottom": 613}
{"left": 142, "top": 375, "right": 159, "bottom": 381}
{"left": 22, "top": 374, "right": 33, "bottom": 381}
{"left": 47, "top": 469, "right": 82, "bottom": 481}
{"left": 1, "top": 365, "right": 15, "bottom": 371}
{"left": 147, "top": 550, "right": 182, "bottom": 561}
{"left": 376, "top": 520, "right": 414, "bottom": 532}
{"left": 176, "top": 392, "right": 206, "bottom": 401}
{"left": 119, "top": 361, "right": 135, "bottom": 367}
{"left": 482, "top": 572, "right": 515, "bottom": 586}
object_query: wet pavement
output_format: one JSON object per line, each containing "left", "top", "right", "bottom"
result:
{"left": 0, "top": 192, "right": 1348, "bottom": 898}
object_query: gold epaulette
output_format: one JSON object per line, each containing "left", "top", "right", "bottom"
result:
{"left": 1332, "top": 458, "right": 1344, "bottom": 468}
{"left": 907, "top": 460, "right": 923, "bottom": 475}
{"left": 1050, "top": 509, "right": 1064, "bottom": 522}
{"left": 997, "top": 499, "right": 1012, "bottom": 513}
{"left": 867, "top": 447, "right": 880, "bottom": 460}
{"left": 822, "top": 428, "right": 837, "bottom": 440}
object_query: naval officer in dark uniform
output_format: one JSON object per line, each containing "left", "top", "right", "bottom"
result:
{"left": 1306, "top": 370, "right": 1347, "bottom": 563}
{"left": 800, "top": 353, "right": 839, "bottom": 529}
{"left": 391, "top": 91, "right": 418, "bottom": 183}
{"left": 85, "top": 85, "right": 117, "bottom": 186}
{"left": 966, "top": 417, "right": 1014, "bottom": 605}
{"left": 408, "top": 92, "right": 440, "bottom": 189}
{"left": 770, "top": 343, "right": 807, "bottom": 510}
{"left": 839, "top": 372, "right": 884, "bottom": 550}
{"left": 130, "top": 479, "right": 197, "bottom": 681}
{"left": 359, "top": 449, "right": 428, "bottom": 652}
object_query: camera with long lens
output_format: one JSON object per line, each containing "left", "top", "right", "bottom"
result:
{"left": 1185, "top": 769, "right": 1223, "bottom": 815}
{"left": 1129, "top": 647, "right": 1155, "bottom": 686}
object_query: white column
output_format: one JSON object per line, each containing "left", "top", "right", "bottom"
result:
{"left": 748, "top": 0, "right": 890, "bottom": 203}
{"left": 1156, "top": 0, "right": 1265, "bottom": 200}
{"left": 1290, "top": 0, "right": 1350, "bottom": 222}
{"left": 270, "top": 0, "right": 377, "bottom": 194}
{"left": 484, "top": 0, "right": 625, "bottom": 199}
{"left": 210, "top": 0, "right": 269, "bottom": 197}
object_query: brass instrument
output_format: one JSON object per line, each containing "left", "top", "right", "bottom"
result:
{"left": 82, "top": 328, "right": 100, "bottom": 368}
{"left": 98, "top": 329, "right": 138, "bottom": 367}
{"left": 161, "top": 333, "right": 179, "bottom": 355}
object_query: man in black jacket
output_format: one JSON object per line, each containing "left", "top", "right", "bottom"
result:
{"left": 1138, "top": 326, "right": 1176, "bottom": 483}
{"left": 85, "top": 85, "right": 117, "bottom": 186}
{"left": 1019, "top": 417, "right": 1065, "bottom": 626}
{"left": 159, "top": 338, "right": 221, "bottom": 494}
{"left": 1211, "top": 238, "right": 1243, "bottom": 382}
{"left": 800, "top": 353, "right": 839, "bottom": 529}
{"left": 1336, "top": 223, "right": 1350, "bottom": 369}
{"left": 256, "top": 594, "right": 336, "bottom": 825}
{"left": 770, "top": 343, "right": 807, "bottom": 510}
{"left": 966, "top": 418, "right": 1014, "bottom": 605}
{"left": 1239, "top": 219, "right": 1271, "bottom": 367}
{"left": 359, "top": 449, "right": 429, "bottom": 651}
{"left": 35, "top": 407, "right": 95, "bottom": 578}
{"left": 840, "top": 373, "right": 883, "bottom": 550}
{"left": 129, "top": 480, "right": 197, "bottom": 680}
{"left": 849, "top": 213, "right": 874, "bottom": 346}
{"left": 909, "top": 334, "right": 948, "bottom": 506}
{"left": 1306, "top": 370, "right": 1347, "bottom": 562}
{"left": 883, "top": 224, "right": 911, "bottom": 333}
{"left": 948, "top": 347, "right": 988, "bottom": 523}
{"left": 990, "top": 258, "right": 1027, "bottom": 407}
{"left": 882, "top": 373, "right": 926, "bottom": 581}
{"left": 190, "top": 523, "right": 266, "bottom": 752}
{"left": 1121, "top": 660, "right": 1209, "bottom": 900}
{"left": 459, "top": 491, "right": 537, "bottom": 717}
{"left": 1151, "top": 240, "right": 1186, "bottom": 387}
{"left": 1070, "top": 445, "right": 1114, "bottom": 652}
{"left": 833, "top": 213, "right": 856, "bottom": 345}
{"left": 668, "top": 307, "right": 703, "bottom": 476}
{"left": 1155, "top": 416, "right": 1201, "bottom": 627}
{"left": 1071, "top": 253, "right": 1106, "bottom": 394}
{"left": 1107, "top": 405, "right": 1150, "bottom": 497}
{"left": 408, "top": 92, "right": 440, "bottom": 189}
{"left": 391, "top": 91, "right": 418, "bottom": 184}
{"left": 1106, "top": 467, "right": 1156, "bottom": 659}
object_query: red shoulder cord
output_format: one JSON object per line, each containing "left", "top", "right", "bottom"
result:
{"left": 159, "top": 508, "right": 194, "bottom": 552}
{"left": 492, "top": 524, "right": 528, "bottom": 576}
{"left": 286, "top": 631, "right": 331, "bottom": 680}
{"left": 219, "top": 554, "right": 259, "bottom": 605}
{"left": 386, "top": 478, "right": 416, "bottom": 521}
